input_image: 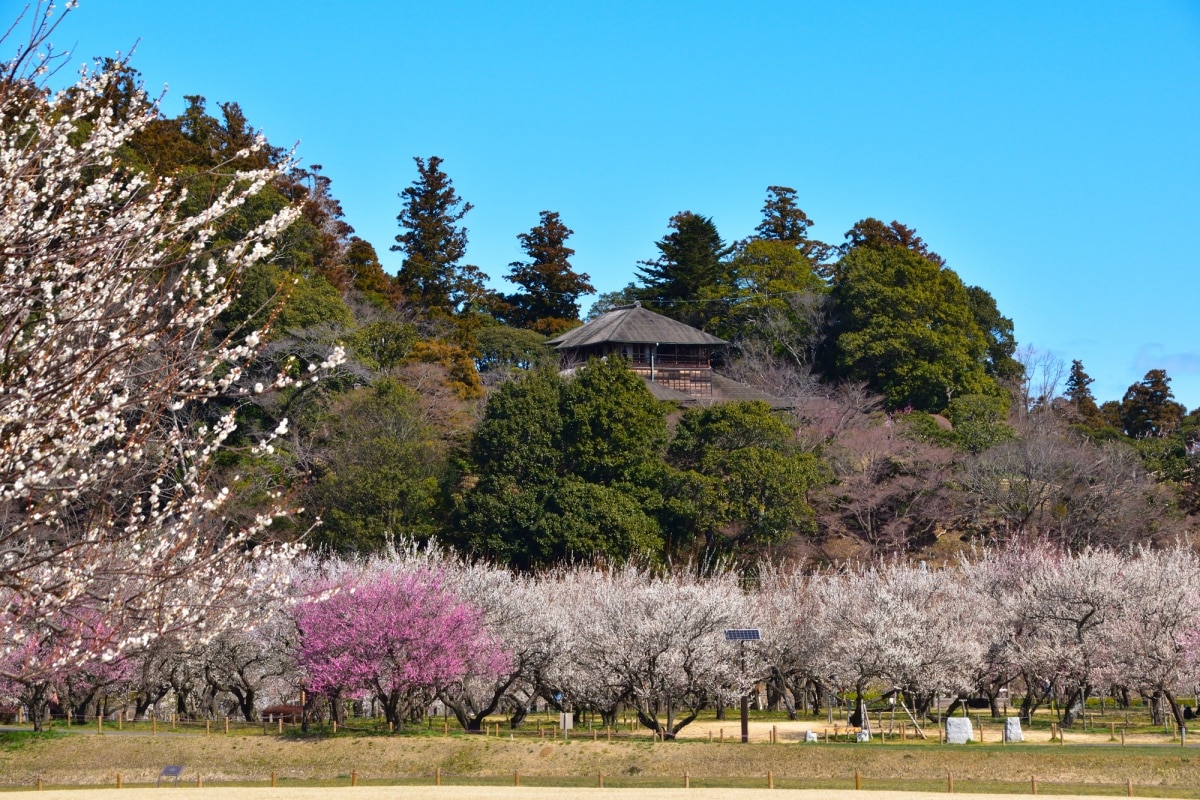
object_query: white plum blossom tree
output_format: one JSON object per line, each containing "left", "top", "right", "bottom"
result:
{"left": 0, "top": 4, "right": 342, "bottom": 682}
{"left": 438, "top": 561, "right": 565, "bottom": 730}
{"left": 1102, "top": 547, "right": 1200, "bottom": 728}
{"left": 564, "top": 564, "right": 757, "bottom": 738}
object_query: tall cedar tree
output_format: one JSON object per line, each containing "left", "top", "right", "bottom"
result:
{"left": 1120, "top": 369, "right": 1186, "bottom": 438}
{"left": 392, "top": 156, "right": 485, "bottom": 316}
{"left": 635, "top": 211, "right": 732, "bottom": 329}
{"left": 502, "top": 210, "right": 594, "bottom": 333}
{"left": 754, "top": 186, "right": 833, "bottom": 265}
{"left": 1065, "top": 360, "right": 1101, "bottom": 422}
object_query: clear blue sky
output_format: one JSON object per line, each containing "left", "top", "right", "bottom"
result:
{"left": 44, "top": 0, "right": 1200, "bottom": 409}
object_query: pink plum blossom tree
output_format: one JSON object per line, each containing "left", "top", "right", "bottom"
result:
{"left": 292, "top": 566, "right": 506, "bottom": 730}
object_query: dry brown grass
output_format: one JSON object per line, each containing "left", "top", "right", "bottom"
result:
{"left": 1, "top": 729, "right": 1197, "bottom": 797}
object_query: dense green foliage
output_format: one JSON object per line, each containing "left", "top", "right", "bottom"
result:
{"left": 454, "top": 362, "right": 666, "bottom": 568}
{"left": 113, "top": 65, "right": 1197, "bottom": 565}
{"left": 665, "top": 402, "right": 827, "bottom": 551}
{"left": 828, "top": 243, "right": 994, "bottom": 411}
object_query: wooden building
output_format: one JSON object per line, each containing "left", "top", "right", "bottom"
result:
{"left": 546, "top": 303, "right": 724, "bottom": 398}
{"left": 547, "top": 303, "right": 784, "bottom": 407}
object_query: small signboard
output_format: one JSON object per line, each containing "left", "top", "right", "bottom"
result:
{"left": 560, "top": 712, "right": 573, "bottom": 730}
{"left": 157, "top": 765, "right": 184, "bottom": 787}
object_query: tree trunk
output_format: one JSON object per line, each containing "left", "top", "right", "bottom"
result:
{"left": 1147, "top": 691, "right": 1166, "bottom": 727}
{"left": 329, "top": 689, "right": 346, "bottom": 726}
{"left": 509, "top": 705, "right": 528, "bottom": 728}
{"left": 23, "top": 684, "right": 50, "bottom": 733}
{"left": 1163, "top": 688, "right": 1186, "bottom": 729}
{"left": 1060, "top": 687, "right": 1085, "bottom": 727}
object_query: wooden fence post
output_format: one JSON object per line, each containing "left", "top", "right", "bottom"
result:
{"left": 1127, "top": 778, "right": 1134, "bottom": 797}
{"left": 1031, "top": 776, "right": 1037, "bottom": 795}
{"left": 435, "top": 767, "right": 441, "bottom": 786}
{"left": 350, "top": 769, "right": 357, "bottom": 787}
{"left": 514, "top": 770, "right": 519, "bottom": 787}
{"left": 684, "top": 772, "right": 690, "bottom": 789}
{"left": 36, "top": 773, "right": 42, "bottom": 791}
{"left": 768, "top": 771, "right": 774, "bottom": 790}
{"left": 855, "top": 769, "right": 862, "bottom": 790}
{"left": 947, "top": 770, "right": 954, "bottom": 793}
{"left": 225, "top": 716, "right": 229, "bottom": 735}
{"left": 206, "top": 720, "right": 210, "bottom": 737}
{"left": 152, "top": 718, "right": 157, "bottom": 736}
{"left": 197, "top": 775, "right": 202, "bottom": 788}
{"left": 598, "top": 771, "right": 603, "bottom": 788}
{"left": 116, "top": 773, "right": 122, "bottom": 789}
{"left": 270, "top": 770, "right": 277, "bottom": 788}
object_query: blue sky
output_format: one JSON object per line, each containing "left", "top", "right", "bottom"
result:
{"left": 45, "top": 0, "right": 1200, "bottom": 408}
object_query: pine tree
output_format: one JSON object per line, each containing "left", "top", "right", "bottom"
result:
{"left": 391, "top": 156, "right": 485, "bottom": 316}
{"left": 635, "top": 211, "right": 732, "bottom": 329}
{"left": 502, "top": 210, "right": 594, "bottom": 333}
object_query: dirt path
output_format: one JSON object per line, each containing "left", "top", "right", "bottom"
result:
{"left": 0, "top": 789, "right": 1117, "bottom": 800}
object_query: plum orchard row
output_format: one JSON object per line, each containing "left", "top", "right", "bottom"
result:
{"left": 4, "top": 543, "right": 1199, "bottom": 736}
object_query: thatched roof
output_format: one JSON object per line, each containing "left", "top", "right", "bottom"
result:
{"left": 546, "top": 303, "right": 727, "bottom": 349}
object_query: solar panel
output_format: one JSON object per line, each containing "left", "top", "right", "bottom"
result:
{"left": 723, "top": 629, "right": 761, "bottom": 641}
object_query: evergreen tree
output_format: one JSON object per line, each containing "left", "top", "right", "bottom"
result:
{"left": 392, "top": 156, "right": 486, "bottom": 316}
{"left": 560, "top": 358, "right": 669, "bottom": 486}
{"left": 1065, "top": 360, "right": 1100, "bottom": 422}
{"left": 501, "top": 210, "right": 594, "bottom": 333}
{"left": 454, "top": 362, "right": 665, "bottom": 569}
{"left": 753, "top": 186, "right": 833, "bottom": 265}
{"left": 966, "top": 286, "right": 1023, "bottom": 382}
{"left": 1120, "top": 369, "right": 1186, "bottom": 438}
{"left": 664, "top": 402, "right": 826, "bottom": 554}
{"left": 828, "top": 242, "right": 992, "bottom": 411}
{"left": 635, "top": 211, "right": 732, "bottom": 328}
{"left": 839, "top": 217, "right": 946, "bottom": 267}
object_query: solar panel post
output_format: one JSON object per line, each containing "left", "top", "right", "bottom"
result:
{"left": 724, "top": 629, "right": 762, "bottom": 744}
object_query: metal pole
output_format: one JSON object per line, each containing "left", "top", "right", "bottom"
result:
{"left": 741, "top": 641, "right": 749, "bottom": 743}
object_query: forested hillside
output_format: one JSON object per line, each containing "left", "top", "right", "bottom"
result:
{"left": 99, "top": 68, "right": 1199, "bottom": 568}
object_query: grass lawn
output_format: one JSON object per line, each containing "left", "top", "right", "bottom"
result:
{"left": 0, "top": 715, "right": 1197, "bottom": 798}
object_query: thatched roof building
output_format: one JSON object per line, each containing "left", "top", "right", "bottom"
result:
{"left": 546, "top": 303, "right": 786, "bottom": 407}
